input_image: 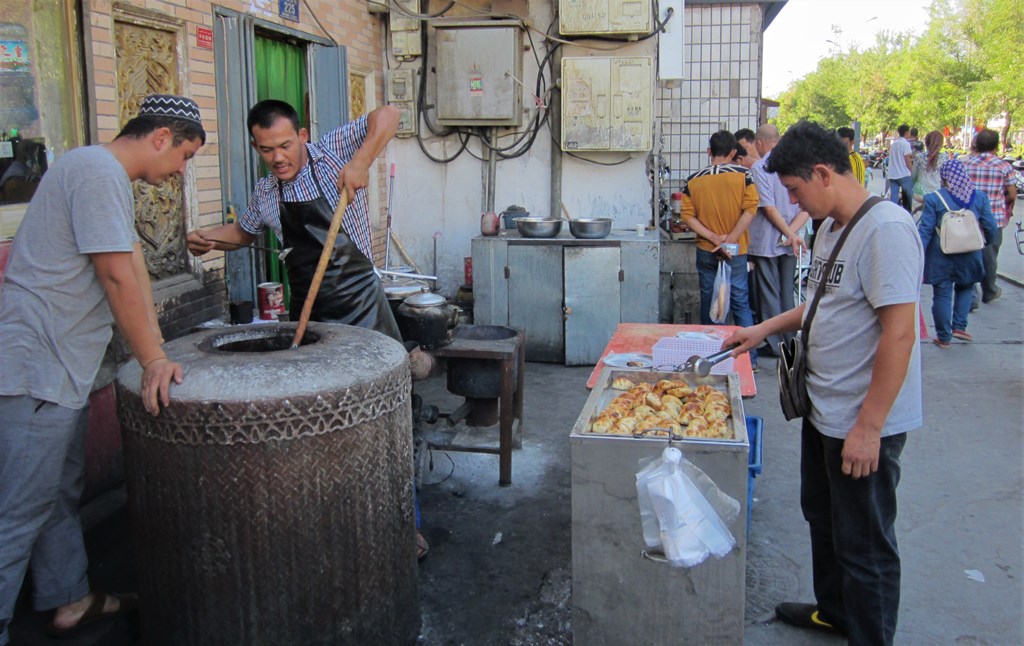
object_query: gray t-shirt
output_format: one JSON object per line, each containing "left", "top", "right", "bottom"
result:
{"left": 0, "top": 146, "right": 137, "bottom": 409}
{"left": 803, "top": 200, "right": 923, "bottom": 438}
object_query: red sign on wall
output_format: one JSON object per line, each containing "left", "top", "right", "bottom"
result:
{"left": 196, "top": 26, "right": 214, "bottom": 50}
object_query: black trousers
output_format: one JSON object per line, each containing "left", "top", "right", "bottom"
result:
{"left": 801, "top": 419, "right": 907, "bottom": 645}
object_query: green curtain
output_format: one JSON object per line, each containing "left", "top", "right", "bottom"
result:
{"left": 254, "top": 36, "right": 308, "bottom": 302}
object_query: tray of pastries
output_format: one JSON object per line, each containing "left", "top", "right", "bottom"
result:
{"left": 576, "top": 368, "right": 745, "bottom": 443}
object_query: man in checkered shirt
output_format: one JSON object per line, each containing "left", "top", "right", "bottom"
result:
{"left": 187, "top": 99, "right": 402, "bottom": 332}
{"left": 964, "top": 129, "right": 1017, "bottom": 303}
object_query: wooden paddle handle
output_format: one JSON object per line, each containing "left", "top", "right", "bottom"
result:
{"left": 291, "top": 189, "right": 350, "bottom": 348}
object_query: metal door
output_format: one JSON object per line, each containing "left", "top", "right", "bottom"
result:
{"left": 564, "top": 246, "right": 620, "bottom": 365}
{"left": 214, "top": 11, "right": 259, "bottom": 302}
{"left": 507, "top": 245, "right": 563, "bottom": 362}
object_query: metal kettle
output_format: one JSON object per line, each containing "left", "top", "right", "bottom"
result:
{"left": 396, "top": 292, "right": 460, "bottom": 349}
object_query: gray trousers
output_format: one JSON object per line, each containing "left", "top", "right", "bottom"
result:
{"left": 0, "top": 395, "right": 91, "bottom": 646}
{"left": 750, "top": 254, "right": 797, "bottom": 353}
{"left": 980, "top": 226, "right": 1003, "bottom": 300}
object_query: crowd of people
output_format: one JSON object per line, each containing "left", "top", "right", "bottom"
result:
{"left": 885, "top": 125, "right": 1017, "bottom": 346}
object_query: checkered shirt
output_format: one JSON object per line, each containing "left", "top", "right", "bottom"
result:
{"left": 240, "top": 115, "right": 374, "bottom": 258}
{"left": 963, "top": 153, "right": 1015, "bottom": 227}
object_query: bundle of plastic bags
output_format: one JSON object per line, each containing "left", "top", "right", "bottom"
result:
{"left": 636, "top": 446, "right": 739, "bottom": 568}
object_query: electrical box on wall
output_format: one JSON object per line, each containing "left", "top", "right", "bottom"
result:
{"left": 387, "top": 68, "right": 418, "bottom": 136}
{"left": 434, "top": 20, "right": 523, "bottom": 127}
{"left": 561, "top": 56, "right": 653, "bottom": 152}
{"left": 389, "top": 0, "right": 422, "bottom": 59}
{"left": 559, "top": 0, "right": 653, "bottom": 36}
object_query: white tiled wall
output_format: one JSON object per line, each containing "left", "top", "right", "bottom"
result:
{"left": 656, "top": 3, "right": 763, "bottom": 186}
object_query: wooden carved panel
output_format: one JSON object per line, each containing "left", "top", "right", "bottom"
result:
{"left": 114, "top": 20, "right": 187, "bottom": 280}
{"left": 349, "top": 71, "right": 367, "bottom": 119}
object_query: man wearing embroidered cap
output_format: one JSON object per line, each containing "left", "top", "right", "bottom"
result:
{"left": 0, "top": 94, "right": 205, "bottom": 642}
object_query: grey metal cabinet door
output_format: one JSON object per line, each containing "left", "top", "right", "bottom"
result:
{"left": 564, "top": 246, "right": 620, "bottom": 365}
{"left": 508, "top": 245, "right": 563, "bottom": 362}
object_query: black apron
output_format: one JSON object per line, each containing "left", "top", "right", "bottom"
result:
{"left": 278, "top": 157, "right": 402, "bottom": 342}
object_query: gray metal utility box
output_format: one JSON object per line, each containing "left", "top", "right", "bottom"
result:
{"left": 570, "top": 368, "right": 748, "bottom": 644}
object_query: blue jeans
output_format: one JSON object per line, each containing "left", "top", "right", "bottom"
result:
{"left": 931, "top": 282, "right": 974, "bottom": 342}
{"left": 696, "top": 249, "right": 757, "bottom": 361}
{"left": 801, "top": 419, "right": 907, "bottom": 645}
{"left": 888, "top": 175, "right": 913, "bottom": 212}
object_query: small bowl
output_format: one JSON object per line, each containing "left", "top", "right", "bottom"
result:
{"left": 515, "top": 217, "right": 563, "bottom": 238}
{"left": 568, "top": 218, "right": 612, "bottom": 239}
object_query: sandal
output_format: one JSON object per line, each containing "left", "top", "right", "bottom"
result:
{"left": 416, "top": 532, "right": 430, "bottom": 562}
{"left": 46, "top": 592, "right": 138, "bottom": 639}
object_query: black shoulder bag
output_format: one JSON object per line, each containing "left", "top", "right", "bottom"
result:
{"left": 778, "top": 196, "right": 882, "bottom": 421}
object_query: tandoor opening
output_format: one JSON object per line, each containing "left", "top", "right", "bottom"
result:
{"left": 200, "top": 327, "right": 321, "bottom": 353}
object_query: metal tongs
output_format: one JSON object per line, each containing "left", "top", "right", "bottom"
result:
{"left": 681, "top": 348, "right": 734, "bottom": 377}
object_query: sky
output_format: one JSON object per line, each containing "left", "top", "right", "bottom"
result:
{"left": 762, "top": 0, "right": 933, "bottom": 98}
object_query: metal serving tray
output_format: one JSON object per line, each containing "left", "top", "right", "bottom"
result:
{"left": 571, "top": 367, "right": 747, "bottom": 445}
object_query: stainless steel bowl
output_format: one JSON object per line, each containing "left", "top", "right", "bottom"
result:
{"left": 515, "top": 217, "right": 563, "bottom": 238}
{"left": 568, "top": 218, "right": 612, "bottom": 239}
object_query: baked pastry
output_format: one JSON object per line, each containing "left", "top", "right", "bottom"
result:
{"left": 665, "top": 384, "right": 694, "bottom": 399}
{"left": 611, "top": 377, "right": 636, "bottom": 391}
{"left": 644, "top": 391, "right": 663, "bottom": 410}
{"left": 685, "top": 416, "right": 709, "bottom": 438}
{"left": 677, "top": 401, "right": 704, "bottom": 425}
{"left": 613, "top": 416, "right": 639, "bottom": 435}
{"left": 632, "top": 405, "right": 657, "bottom": 420}
{"left": 661, "top": 394, "right": 683, "bottom": 408}
{"left": 694, "top": 385, "right": 720, "bottom": 399}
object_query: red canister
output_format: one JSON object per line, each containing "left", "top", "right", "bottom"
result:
{"left": 463, "top": 257, "right": 473, "bottom": 286}
{"left": 257, "top": 282, "right": 286, "bottom": 320}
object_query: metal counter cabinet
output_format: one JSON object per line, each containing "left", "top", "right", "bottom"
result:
{"left": 570, "top": 369, "right": 748, "bottom": 644}
{"left": 472, "top": 232, "right": 659, "bottom": 365}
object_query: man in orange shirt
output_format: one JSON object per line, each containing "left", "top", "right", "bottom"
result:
{"left": 681, "top": 130, "right": 761, "bottom": 365}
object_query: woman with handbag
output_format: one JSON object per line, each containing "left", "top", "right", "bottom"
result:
{"left": 917, "top": 159, "right": 998, "bottom": 347}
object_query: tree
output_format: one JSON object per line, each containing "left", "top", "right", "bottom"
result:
{"left": 770, "top": 0, "right": 1021, "bottom": 151}
{"left": 957, "top": 0, "right": 1024, "bottom": 149}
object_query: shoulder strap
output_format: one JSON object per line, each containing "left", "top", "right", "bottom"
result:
{"left": 934, "top": 190, "right": 953, "bottom": 212}
{"left": 802, "top": 196, "right": 883, "bottom": 340}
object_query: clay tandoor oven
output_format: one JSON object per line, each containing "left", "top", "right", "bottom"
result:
{"left": 116, "top": 323, "right": 419, "bottom": 645}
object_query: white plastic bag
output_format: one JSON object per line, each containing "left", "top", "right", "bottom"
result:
{"left": 636, "top": 446, "right": 739, "bottom": 568}
{"left": 709, "top": 260, "right": 731, "bottom": 324}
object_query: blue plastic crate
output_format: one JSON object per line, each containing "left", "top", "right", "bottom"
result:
{"left": 746, "top": 416, "right": 763, "bottom": 531}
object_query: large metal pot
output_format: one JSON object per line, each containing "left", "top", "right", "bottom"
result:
{"left": 568, "top": 218, "right": 612, "bottom": 239}
{"left": 383, "top": 277, "right": 430, "bottom": 320}
{"left": 396, "top": 291, "right": 460, "bottom": 349}
{"left": 515, "top": 217, "right": 563, "bottom": 238}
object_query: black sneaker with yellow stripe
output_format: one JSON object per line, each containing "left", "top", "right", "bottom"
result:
{"left": 775, "top": 602, "right": 847, "bottom": 635}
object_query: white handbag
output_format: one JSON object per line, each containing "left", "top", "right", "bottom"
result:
{"left": 935, "top": 191, "right": 985, "bottom": 254}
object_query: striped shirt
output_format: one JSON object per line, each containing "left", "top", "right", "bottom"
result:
{"left": 963, "top": 153, "right": 1015, "bottom": 227}
{"left": 239, "top": 115, "right": 374, "bottom": 258}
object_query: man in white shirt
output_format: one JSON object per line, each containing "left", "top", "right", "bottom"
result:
{"left": 887, "top": 125, "right": 914, "bottom": 212}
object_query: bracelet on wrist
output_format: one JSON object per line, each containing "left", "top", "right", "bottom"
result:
{"left": 141, "top": 356, "right": 167, "bottom": 370}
